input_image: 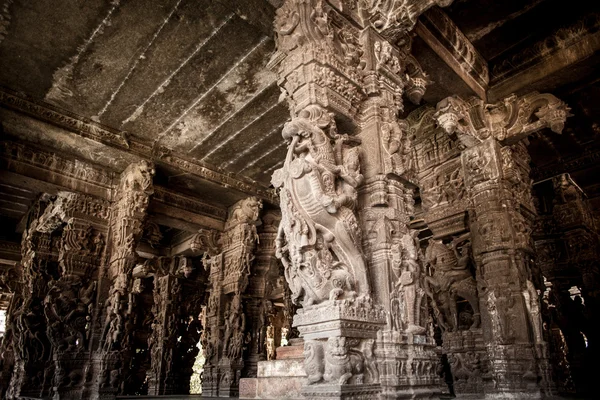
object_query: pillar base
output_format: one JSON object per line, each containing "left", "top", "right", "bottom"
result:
{"left": 376, "top": 330, "right": 441, "bottom": 400}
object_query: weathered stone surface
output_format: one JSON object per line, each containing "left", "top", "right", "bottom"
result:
{"left": 0, "top": 1, "right": 598, "bottom": 399}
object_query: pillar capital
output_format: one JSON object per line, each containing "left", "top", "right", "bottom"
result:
{"left": 434, "top": 92, "right": 571, "bottom": 148}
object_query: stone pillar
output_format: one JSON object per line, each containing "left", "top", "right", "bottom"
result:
{"left": 260, "top": 1, "right": 458, "bottom": 399}
{"left": 141, "top": 255, "right": 205, "bottom": 395}
{"left": 0, "top": 269, "right": 22, "bottom": 398}
{"left": 243, "top": 210, "right": 280, "bottom": 378}
{"left": 7, "top": 197, "right": 59, "bottom": 400}
{"left": 93, "top": 160, "right": 154, "bottom": 399}
{"left": 37, "top": 192, "right": 110, "bottom": 400}
{"left": 146, "top": 260, "right": 182, "bottom": 395}
{"left": 201, "top": 197, "right": 262, "bottom": 397}
{"left": 408, "top": 106, "right": 485, "bottom": 398}
{"left": 533, "top": 173, "right": 599, "bottom": 395}
{"left": 433, "top": 92, "right": 570, "bottom": 398}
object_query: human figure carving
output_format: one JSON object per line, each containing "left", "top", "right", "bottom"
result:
{"left": 425, "top": 238, "right": 480, "bottom": 331}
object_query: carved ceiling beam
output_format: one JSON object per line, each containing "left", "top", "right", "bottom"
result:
{"left": 489, "top": 13, "right": 600, "bottom": 101}
{"left": 434, "top": 92, "right": 571, "bottom": 148}
{"left": 414, "top": 7, "right": 488, "bottom": 99}
{"left": 0, "top": 140, "right": 115, "bottom": 200}
{"left": 0, "top": 88, "right": 277, "bottom": 203}
{"left": 532, "top": 145, "right": 600, "bottom": 182}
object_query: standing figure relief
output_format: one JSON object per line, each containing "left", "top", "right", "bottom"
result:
{"left": 424, "top": 237, "right": 480, "bottom": 332}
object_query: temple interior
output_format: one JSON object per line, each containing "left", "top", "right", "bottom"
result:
{"left": 0, "top": 1, "right": 599, "bottom": 399}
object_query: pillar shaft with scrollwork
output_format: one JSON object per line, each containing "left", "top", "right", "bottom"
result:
{"left": 430, "top": 92, "right": 570, "bottom": 398}
{"left": 263, "top": 1, "right": 457, "bottom": 399}
{"left": 92, "top": 160, "right": 155, "bottom": 399}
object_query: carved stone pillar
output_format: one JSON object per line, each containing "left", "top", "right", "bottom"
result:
{"left": 36, "top": 192, "right": 109, "bottom": 400}
{"left": 409, "top": 106, "right": 485, "bottom": 398}
{"left": 262, "top": 2, "right": 459, "bottom": 399}
{"left": 243, "top": 210, "right": 280, "bottom": 378}
{"left": 433, "top": 92, "right": 570, "bottom": 398}
{"left": 533, "top": 173, "right": 599, "bottom": 395}
{"left": 93, "top": 160, "right": 154, "bottom": 398}
{"left": 146, "top": 258, "right": 182, "bottom": 395}
{"left": 7, "top": 197, "right": 58, "bottom": 399}
{"left": 201, "top": 197, "right": 262, "bottom": 397}
{"left": 0, "top": 268, "right": 22, "bottom": 398}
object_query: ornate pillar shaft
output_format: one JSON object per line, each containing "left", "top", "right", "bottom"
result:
{"left": 7, "top": 198, "right": 58, "bottom": 400}
{"left": 40, "top": 192, "right": 109, "bottom": 400}
{"left": 265, "top": 1, "right": 457, "bottom": 399}
{"left": 201, "top": 197, "right": 262, "bottom": 397}
{"left": 147, "top": 265, "right": 182, "bottom": 395}
{"left": 433, "top": 92, "right": 570, "bottom": 398}
{"left": 93, "top": 160, "right": 155, "bottom": 398}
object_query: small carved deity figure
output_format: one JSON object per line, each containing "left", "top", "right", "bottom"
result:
{"left": 486, "top": 290, "right": 515, "bottom": 344}
{"left": 381, "top": 117, "right": 411, "bottom": 175}
{"left": 522, "top": 280, "right": 544, "bottom": 344}
{"left": 390, "top": 231, "right": 426, "bottom": 334}
{"left": 554, "top": 174, "right": 580, "bottom": 204}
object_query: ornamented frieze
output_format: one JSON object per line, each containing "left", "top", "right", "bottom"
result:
{"left": 0, "top": 88, "right": 277, "bottom": 203}
{"left": 0, "top": 141, "right": 115, "bottom": 191}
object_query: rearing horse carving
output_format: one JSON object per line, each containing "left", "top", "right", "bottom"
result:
{"left": 272, "top": 105, "right": 369, "bottom": 307}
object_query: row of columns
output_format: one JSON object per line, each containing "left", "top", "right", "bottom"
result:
{"left": 255, "top": 1, "right": 574, "bottom": 399}
{"left": 0, "top": 162, "right": 286, "bottom": 399}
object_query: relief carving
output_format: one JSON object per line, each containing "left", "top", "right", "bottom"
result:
{"left": 425, "top": 238, "right": 480, "bottom": 332}
{"left": 272, "top": 105, "right": 369, "bottom": 307}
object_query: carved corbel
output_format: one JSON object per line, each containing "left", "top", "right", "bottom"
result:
{"left": 434, "top": 92, "right": 571, "bottom": 148}
{"left": 357, "top": 0, "right": 454, "bottom": 40}
{"left": 190, "top": 228, "right": 222, "bottom": 257}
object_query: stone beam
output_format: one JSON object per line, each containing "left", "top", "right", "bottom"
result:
{"left": 0, "top": 88, "right": 278, "bottom": 203}
{"left": 415, "top": 7, "right": 488, "bottom": 100}
{"left": 149, "top": 186, "right": 226, "bottom": 232}
{"left": 0, "top": 141, "right": 115, "bottom": 200}
{"left": 489, "top": 13, "right": 600, "bottom": 101}
{"left": 532, "top": 145, "right": 600, "bottom": 182}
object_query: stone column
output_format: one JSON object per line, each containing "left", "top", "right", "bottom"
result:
{"left": 7, "top": 197, "right": 59, "bottom": 399}
{"left": 36, "top": 192, "right": 110, "bottom": 400}
{"left": 263, "top": 1, "right": 457, "bottom": 399}
{"left": 146, "top": 258, "right": 182, "bottom": 395}
{"left": 201, "top": 197, "right": 262, "bottom": 397}
{"left": 243, "top": 210, "right": 280, "bottom": 378}
{"left": 434, "top": 92, "right": 570, "bottom": 398}
{"left": 93, "top": 160, "right": 154, "bottom": 398}
{"left": 533, "top": 173, "right": 599, "bottom": 395}
{"left": 0, "top": 268, "right": 22, "bottom": 398}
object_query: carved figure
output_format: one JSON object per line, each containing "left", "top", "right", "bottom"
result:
{"left": 272, "top": 105, "right": 370, "bottom": 307}
{"left": 304, "top": 341, "right": 324, "bottom": 384}
{"left": 324, "top": 336, "right": 353, "bottom": 384}
{"left": 425, "top": 238, "right": 480, "bottom": 331}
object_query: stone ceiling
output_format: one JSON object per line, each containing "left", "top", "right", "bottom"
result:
{"left": 0, "top": 0, "right": 599, "bottom": 227}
